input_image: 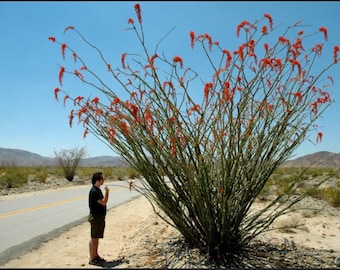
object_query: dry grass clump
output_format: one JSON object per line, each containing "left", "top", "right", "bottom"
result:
{"left": 274, "top": 214, "right": 308, "bottom": 233}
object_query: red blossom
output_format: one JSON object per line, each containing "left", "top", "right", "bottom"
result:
{"left": 72, "top": 52, "right": 77, "bottom": 63}
{"left": 61, "top": 43, "right": 67, "bottom": 59}
{"left": 149, "top": 54, "right": 158, "bottom": 69}
{"left": 54, "top": 87, "right": 61, "bottom": 102}
{"left": 309, "top": 103, "right": 318, "bottom": 115}
{"left": 121, "top": 53, "right": 127, "bottom": 69}
{"left": 144, "top": 107, "right": 154, "bottom": 131}
{"left": 260, "top": 58, "right": 271, "bottom": 69}
{"left": 328, "top": 75, "right": 334, "bottom": 86}
{"left": 108, "top": 128, "right": 116, "bottom": 141}
{"left": 78, "top": 107, "right": 87, "bottom": 119}
{"left": 63, "top": 95, "right": 69, "bottom": 107}
{"left": 196, "top": 33, "right": 213, "bottom": 51}
{"left": 223, "top": 82, "right": 232, "bottom": 102}
{"left": 273, "top": 58, "right": 282, "bottom": 73}
{"left": 204, "top": 82, "right": 213, "bottom": 102}
{"left": 128, "top": 18, "right": 134, "bottom": 24}
{"left": 292, "top": 91, "right": 303, "bottom": 103}
{"left": 190, "top": 104, "right": 201, "bottom": 112}
{"left": 264, "top": 13, "right": 273, "bottom": 30}
{"left": 107, "top": 63, "right": 111, "bottom": 71}
{"left": 333, "top": 45, "right": 339, "bottom": 64}
{"left": 316, "top": 132, "right": 323, "bottom": 143}
{"left": 92, "top": 97, "right": 100, "bottom": 104}
{"left": 163, "top": 81, "right": 174, "bottom": 89}
{"left": 264, "top": 43, "right": 269, "bottom": 52}
{"left": 139, "top": 89, "right": 146, "bottom": 100}
{"left": 312, "top": 44, "right": 323, "bottom": 56}
{"left": 317, "top": 91, "right": 331, "bottom": 104}
{"left": 95, "top": 108, "right": 103, "bottom": 116}
{"left": 289, "top": 59, "right": 302, "bottom": 74}
{"left": 234, "top": 44, "right": 246, "bottom": 61}
{"left": 179, "top": 77, "right": 184, "bottom": 87}
{"left": 236, "top": 20, "right": 257, "bottom": 37}
{"left": 261, "top": 25, "right": 268, "bottom": 35}
{"left": 170, "top": 137, "right": 176, "bottom": 156}
{"left": 63, "top": 25, "right": 74, "bottom": 34}
{"left": 190, "top": 31, "right": 195, "bottom": 49}
{"left": 58, "top": 66, "right": 65, "bottom": 86}
{"left": 223, "top": 49, "right": 232, "bottom": 69}
{"left": 319, "top": 27, "right": 328, "bottom": 41}
{"left": 121, "top": 121, "right": 130, "bottom": 136}
{"left": 129, "top": 102, "right": 139, "bottom": 120}
{"left": 74, "top": 70, "right": 84, "bottom": 80}
{"left": 278, "top": 36, "right": 290, "bottom": 44}
{"left": 48, "top": 36, "right": 56, "bottom": 42}
{"left": 83, "top": 128, "right": 89, "bottom": 139}
{"left": 134, "top": 3, "right": 142, "bottom": 24}
{"left": 74, "top": 96, "right": 84, "bottom": 106}
{"left": 267, "top": 79, "right": 272, "bottom": 88}
{"left": 113, "top": 97, "right": 120, "bottom": 105}
{"left": 173, "top": 56, "right": 183, "bottom": 68}
{"left": 292, "top": 38, "right": 304, "bottom": 53}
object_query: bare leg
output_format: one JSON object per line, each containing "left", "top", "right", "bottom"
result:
{"left": 89, "top": 238, "right": 99, "bottom": 260}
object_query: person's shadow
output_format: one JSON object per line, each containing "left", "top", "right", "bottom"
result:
{"left": 96, "top": 257, "right": 127, "bottom": 268}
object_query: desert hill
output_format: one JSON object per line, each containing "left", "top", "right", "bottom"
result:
{"left": 281, "top": 151, "right": 340, "bottom": 168}
{"left": 0, "top": 147, "right": 339, "bottom": 168}
{"left": 0, "top": 147, "right": 127, "bottom": 167}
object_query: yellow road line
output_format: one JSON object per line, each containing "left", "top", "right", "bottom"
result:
{"left": 0, "top": 195, "right": 88, "bottom": 219}
{"left": 0, "top": 185, "right": 126, "bottom": 219}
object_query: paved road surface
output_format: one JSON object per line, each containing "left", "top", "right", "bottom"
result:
{"left": 0, "top": 180, "right": 142, "bottom": 265}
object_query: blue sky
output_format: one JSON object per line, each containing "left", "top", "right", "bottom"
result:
{"left": 1, "top": 1, "right": 340, "bottom": 159}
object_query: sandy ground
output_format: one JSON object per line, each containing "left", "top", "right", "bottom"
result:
{"left": 1, "top": 186, "right": 340, "bottom": 268}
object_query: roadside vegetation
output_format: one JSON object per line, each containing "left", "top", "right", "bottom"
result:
{"left": 0, "top": 165, "right": 139, "bottom": 189}
{"left": 259, "top": 167, "right": 340, "bottom": 208}
{"left": 1, "top": 166, "right": 339, "bottom": 208}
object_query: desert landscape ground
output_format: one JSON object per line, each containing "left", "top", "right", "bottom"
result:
{"left": 0, "top": 177, "right": 340, "bottom": 268}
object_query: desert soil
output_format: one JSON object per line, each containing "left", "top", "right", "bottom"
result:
{"left": 1, "top": 178, "right": 340, "bottom": 268}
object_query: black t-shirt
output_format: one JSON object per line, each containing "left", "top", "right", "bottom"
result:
{"left": 89, "top": 186, "right": 106, "bottom": 216}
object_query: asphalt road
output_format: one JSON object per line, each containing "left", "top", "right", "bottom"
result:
{"left": 0, "top": 180, "right": 142, "bottom": 265}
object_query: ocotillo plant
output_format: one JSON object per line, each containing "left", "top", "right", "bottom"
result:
{"left": 49, "top": 3, "right": 338, "bottom": 259}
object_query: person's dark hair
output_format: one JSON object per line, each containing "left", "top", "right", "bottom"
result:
{"left": 92, "top": 172, "right": 103, "bottom": 185}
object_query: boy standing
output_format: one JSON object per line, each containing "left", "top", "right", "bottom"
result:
{"left": 88, "top": 172, "right": 109, "bottom": 265}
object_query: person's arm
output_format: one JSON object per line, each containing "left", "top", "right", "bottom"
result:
{"left": 97, "top": 186, "right": 109, "bottom": 206}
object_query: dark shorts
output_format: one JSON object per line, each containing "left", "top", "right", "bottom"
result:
{"left": 88, "top": 213, "right": 105, "bottom": 239}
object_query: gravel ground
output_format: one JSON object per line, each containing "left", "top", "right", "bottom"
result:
{"left": 1, "top": 176, "right": 340, "bottom": 268}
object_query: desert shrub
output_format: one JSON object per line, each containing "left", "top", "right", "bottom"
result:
{"left": 49, "top": 3, "right": 339, "bottom": 260}
{"left": 110, "top": 167, "right": 131, "bottom": 180}
{"left": 125, "top": 167, "right": 139, "bottom": 179}
{"left": 326, "top": 169, "right": 340, "bottom": 179}
{"left": 48, "top": 166, "right": 66, "bottom": 178}
{"left": 321, "top": 187, "right": 340, "bottom": 207}
{"left": 76, "top": 166, "right": 138, "bottom": 181}
{"left": 305, "top": 187, "right": 323, "bottom": 199}
{"left": 54, "top": 146, "right": 87, "bottom": 181}
{"left": 275, "top": 214, "right": 305, "bottom": 233}
{"left": 0, "top": 167, "right": 28, "bottom": 188}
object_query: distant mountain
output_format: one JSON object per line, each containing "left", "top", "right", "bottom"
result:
{"left": 281, "top": 151, "right": 340, "bottom": 168}
{"left": 79, "top": 156, "right": 128, "bottom": 167}
{"left": 0, "top": 147, "right": 339, "bottom": 168}
{"left": 0, "top": 147, "right": 128, "bottom": 167}
{"left": 0, "top": 148, "right": 56, "bottom": 166}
